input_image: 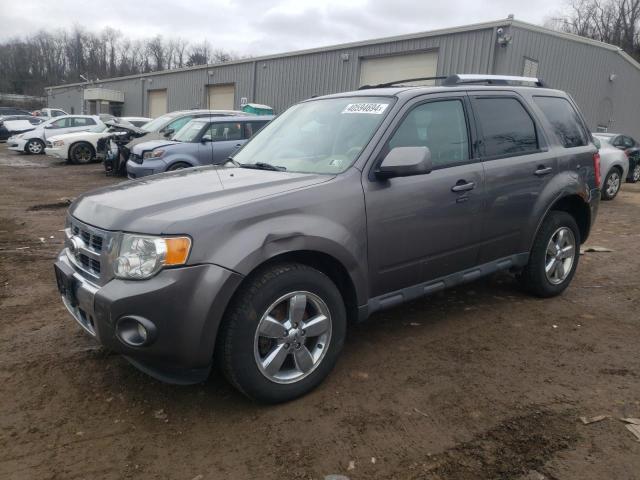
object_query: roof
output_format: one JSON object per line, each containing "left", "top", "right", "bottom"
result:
{"left": 47, "top": 17, "right": 640, "bottom": 91}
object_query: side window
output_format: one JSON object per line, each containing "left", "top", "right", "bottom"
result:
{"left": 474, "top": 97, "right": 538, "bottom": 157}
{"left": 533, "top": 96, "right": 588, "bottom": 148}
{"left": 244, "top": 121, "right": 268, "bottom": 138}
{"left": 167, "top": 116, "right": 193, "bottom": 133}
{"left": 387, "top": 99, "right": 469, "bottom": 168}
{"left": 53, "top": 110, "right": 65, "bottom": 117}
{"left": 51, "top": 118, "right": 70, "bottom": 128}
{"left": 622, "top": 136, "right": 635, "bottom": 148}
{"left": 208, "top": 122, "right": 243, "bottom": 142}
{"left": 72, "top": 117, "right": 95, "bottom": 127}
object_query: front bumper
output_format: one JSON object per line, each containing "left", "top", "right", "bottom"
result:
{"left": 55, "top": 249, "right": 243, "bottom": 384}
{"left": 126, "top": 158, "right": 167, "bottom": 179}
{"left": 7, "top": 138, "right": 26, "bottom": 151}
{"left": 45, "top": 146, "right": 66, "bottom": 159}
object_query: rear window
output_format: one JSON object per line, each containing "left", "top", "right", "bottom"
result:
{"left": 474, "top": 97, "right": 538, "bottom": 157}
{"left": 533, "top": 96, "right": 588, "bottom": 148}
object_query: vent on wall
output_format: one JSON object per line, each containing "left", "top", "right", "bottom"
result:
{"left": 523, "top": 58, "right": 539, "bottom": 78}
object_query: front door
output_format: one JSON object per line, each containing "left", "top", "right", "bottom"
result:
{"left": 364, "top": 94, "right": 485, "bottom": 297}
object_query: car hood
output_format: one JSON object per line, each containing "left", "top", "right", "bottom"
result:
{"left": 70, "top": 166, "right": 332, "bottom": 233}
{"left": 125, "top": 132, "right": 165, "bottom": 149}
{"left": 48, "top": 131, "right": 108, "bottom": 143}
{"left": 131, "top": 139, "right": 179, "bottom": 155}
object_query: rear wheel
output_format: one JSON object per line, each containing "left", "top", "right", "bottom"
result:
{"left": 601, "top": 168, "right": 622, "bottom": 200}
{"left": 69, "top": 142, "right": 95, "bottom": 164}
{"left": 519, "top": 211, "right": 580, "bottom": 298}
{"left": 630, "top": 162, "right": 640, "bottom": 183}
{"left": 218, "top": 263, "right": 346, "bottom": 403}
{"left": 25, "top": 138, "right": 44, "bottom": 155}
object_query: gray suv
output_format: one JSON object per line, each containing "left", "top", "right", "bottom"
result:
{"left": 54, "top": 75, "right": 601, "bottom": 403}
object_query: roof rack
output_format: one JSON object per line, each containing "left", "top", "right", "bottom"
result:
{"left": 359, "top": 74, "right": 547, "bottom": 89}
{"left": 443, "top": 74, "right": 547, "bottom": 87}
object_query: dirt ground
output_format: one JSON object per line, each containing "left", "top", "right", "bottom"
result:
{"left": 0, "top": 143, "right": 639, "bottom": 480}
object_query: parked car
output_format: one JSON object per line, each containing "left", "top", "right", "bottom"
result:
{"left": 593, "top": 134, "right": 630, "bottom": 199}
{"left": 127, "top": 115, "right": 272, "bottom": 178}
{"left": 7, "top": 115, "right": 105, "bottom": 154}
{"left": 54, "top": 75, "right": 601, "bottom": 403}
{"left": 0, "top": 107, "right": 32, "bottom": 116}
{"left": 32, "top": 108, "right": 68, "bottom": 119}
{"left": 593, "top": 132, "right": 640, "bottom": 183}
{"left": 100, "top": 109, "right": 245, "bottom": 175}
{"left": 0, "top": 115, "right": 44, "bottom": 141}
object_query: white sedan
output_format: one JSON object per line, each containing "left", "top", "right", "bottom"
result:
{"left": 8, "top": 115, "right": 104, "bottom": 155}
{"left": 593, "top": 134, "right": 630, "bottom": 200}
{"left": 45, "top": 117, "right": 150, "bottom": 164}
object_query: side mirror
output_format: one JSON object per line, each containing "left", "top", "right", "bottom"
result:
{"left": 375, "top": 146, "right": 433, "bottom": 179}
{"left": 201, "top": 134, "right": 212, "bottom": 143}
{"left": 163, "top": 128, "right": 174, "bottom": 138}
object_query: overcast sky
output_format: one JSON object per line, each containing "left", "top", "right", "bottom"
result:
{"left": 1, "top": 0, "right": 564, "bottom": 56}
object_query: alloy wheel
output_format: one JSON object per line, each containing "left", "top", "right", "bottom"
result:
{"left": 633, "top": 164, "right": 640, "bottom": 182}
{"left": 545, "top": 227, "right": 576, "bottom": 285}
{"left": 27, "top": 140, "right": 42, "bottom": 154}
{"left": 74, "top": 145, "right": 92, "bottom": 162}
{"left": 606, "top": 171, "right": 621, "bottom": 197}
{"left": 254, "top": 291, "right": 332, "bottom": 384}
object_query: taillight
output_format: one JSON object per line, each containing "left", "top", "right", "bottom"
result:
{"left": 593, "top": 152, "right": 601, "bottom": 186}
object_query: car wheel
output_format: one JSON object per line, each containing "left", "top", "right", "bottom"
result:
{"left": 168, "top": 162, "right": 190, "bottom": 171}
{"left": 218, "top": 263, "right": 346, "bottom": 403}
{"left": 601, "top": 168, "right": 622, "bottom": 200}
{"left": 25, "top": 139, "right": 45, "bottom": 155}
{"left": 630, "top": 163, "right": 640, "bottom": 183}
{"left": 69, "top": 142, "right": 95, "bottom": 164}
{"left": 519, "top": 211, "right": 580, "bottom": 298}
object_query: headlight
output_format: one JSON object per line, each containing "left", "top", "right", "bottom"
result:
{"left": 113, "top": 234, "right": 191, "bottom": 279}
{"left": 53, "top": 140, "right": 65, "bottom": 147}
{"left": 142, "top": 149, "right": 165, "bottom": 159}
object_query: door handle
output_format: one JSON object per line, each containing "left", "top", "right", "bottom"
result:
{"left": 535, "top": 166, "right": 553, "bottom": 176}
{"left": 451, "top": 181, "right": 475, "bottom": 192}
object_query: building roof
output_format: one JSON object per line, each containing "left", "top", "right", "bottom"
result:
{"left": 48, "top": 17, "right": 640, "bottom": 91}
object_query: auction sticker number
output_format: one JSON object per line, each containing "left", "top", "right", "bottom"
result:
{"left": 342, "top": 103, "right": 389, "bottom": 114}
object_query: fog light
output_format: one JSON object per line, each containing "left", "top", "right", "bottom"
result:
{"left": 116, "top": 315, "right": 156, "bottom": 347}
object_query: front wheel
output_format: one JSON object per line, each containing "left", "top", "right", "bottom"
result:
{"left": 218, "top": 263, "right": 346, "bottom": 403}
{"left": 168, "top": 162, "right": 191, "bottom": 171}
{"left": 519, "top": 211, "right": 580, "bottom": 298}
{"left": 69, "top": 142, "right": 95, "bottom": 164}
{"left": 629, "top": 162, "right": 640, "bottom": 183}
{"left": 25, "top": 138, "right": 45, "bottom": 155}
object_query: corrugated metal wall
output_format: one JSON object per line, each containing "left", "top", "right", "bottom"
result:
{"left": 495, "top": 25, "right": 640, "bottom": 138}
{"left": 47, "top": 28, "right": 495, "bottom": 116}
{"left": 46, "top": 23, "right": 640, "bottom": 137}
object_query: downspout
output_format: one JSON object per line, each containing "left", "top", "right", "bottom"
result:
{"left": 252, "top": 60, "right": 258, "bottom": 103}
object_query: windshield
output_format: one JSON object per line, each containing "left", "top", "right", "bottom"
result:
{"left": 140, "top": 114, "right": 175, "bottom": 132}
{"left": 233, "top": 97, "right": 394, "bottom": 174}
{"left": 172, "top": 119, "right": 207, "bottom": 142}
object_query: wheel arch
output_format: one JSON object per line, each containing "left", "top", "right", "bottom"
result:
{"left": 69, "top": 140, "right": 96, "bottom": 159}
{"left": 535, "top": 194, "right": 591, "bottom": 246}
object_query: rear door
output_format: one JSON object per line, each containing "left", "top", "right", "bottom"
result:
{"left": 69, "top": 117, "right": 97, "bottom": 133}
{"left": 210, "top": 121, "right": 244, "bottom": 164}
{"left": 364, "top": 92, "right": 485, "bottom": 296}
{"left": 470, "top": 92, "right": 554, "bottom": 263}
{"left": 43, "top": 117, "right": 74, "bottom": 139}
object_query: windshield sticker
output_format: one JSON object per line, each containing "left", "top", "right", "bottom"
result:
{"left": 342, "top": 103, "right": 389, "bottom": 114}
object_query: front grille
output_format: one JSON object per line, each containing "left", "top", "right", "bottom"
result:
{"left": 66, "top": 217, "right": 112, "bottom": 284}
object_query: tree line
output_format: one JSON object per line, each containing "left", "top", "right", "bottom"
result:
{"left": 546, "top": 0, "right": 640, "bottom": 59}
{"left": 0, "top": 27, "right": 241, "bottom": 96}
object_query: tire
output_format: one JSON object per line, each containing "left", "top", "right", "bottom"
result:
{"left": 25, "top": 138, "right": 45, "bottom": 155}
{"left": 629, "top": 162, "right": 640, "bottom": 183}
{"left": 601, "top": 167, "right": 622, "bottom": 200}
{"left": 218, "top": 263, "right": 347, "bottom": 403}
{"left": 168, "top": 162, "right": 191, "bottom": 171}
{"left": 519, "top": 211, "right": 580, "bottom": 298}
{"left": 69, "top": 142, "right": 95, "bottom": 164}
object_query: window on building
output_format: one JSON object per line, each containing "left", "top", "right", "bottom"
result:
{"left": 533, "top": 96, "right": 588, "bottom": 148}
{"left": 523, "top": 58, "right": 539, "bottom": 77}
{"left": 387, "top": 100, "right": 469, "bottom": 168}
{"left": 473, "top": 97, "right": 538, "bottom": 157}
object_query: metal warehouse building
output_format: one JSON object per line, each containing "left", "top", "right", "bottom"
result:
{"left": 48, "top": 17, "right": 640, "bottom": 137}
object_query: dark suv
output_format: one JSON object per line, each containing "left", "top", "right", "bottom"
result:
{"left": 54, "top": 75, "right": 601, "bottom": 403}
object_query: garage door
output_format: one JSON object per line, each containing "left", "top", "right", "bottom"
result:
{"left": 207, "top": 84, "right": 235, "bottom": 110}
{"left": 359, "top": 51, "right": 439, "bottom": 87}
{"left": 148, "top": 89, "right": 167, "bottom": 118}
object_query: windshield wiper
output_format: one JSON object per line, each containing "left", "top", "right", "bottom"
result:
{"left": 239, "top": 162, "right": 287, "bottom": 171}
